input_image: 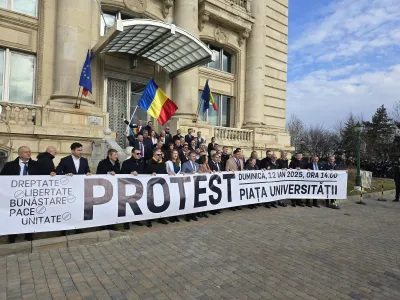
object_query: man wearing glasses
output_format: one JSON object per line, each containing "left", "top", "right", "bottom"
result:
{"left": 144, "top": 148, "right": 169, "bottom": 226}
{"left": 179, "top": 143, "right": 190, "bottom": 163}
{"left": 121, "top": 148, "right": 145, "bottom": 175}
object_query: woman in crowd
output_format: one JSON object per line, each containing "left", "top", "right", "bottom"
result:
{"left": 150, "top": 130, "right": 158, "bottom": 147}
{"left": 164, "top": 142, "right": 175, "bottom": 161}
{"left": 197, "top": 154, "right": 212, "bottom": 218}
{"left": 166, "top": 149, "right": 183, "bottom": 223}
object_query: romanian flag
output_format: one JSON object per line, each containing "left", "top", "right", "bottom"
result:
{"left": 138, "top": 78, "right": 178, "bottom": 125}
{"left": 201, "top": 80, "right": 218, "bottom": 112}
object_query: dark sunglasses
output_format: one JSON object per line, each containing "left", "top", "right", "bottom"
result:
{"left": 134, "top": 152, "right": 141, "bottom": 155}
{"left": 155, "top": 154, "right": 162, "bottom": 156}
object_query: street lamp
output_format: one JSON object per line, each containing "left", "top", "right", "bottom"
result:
{"left": 354, "top": 122, "right": 362, "bottom": 186}
{"left": 354, "top": 121, "right": 362, "bottom": 188}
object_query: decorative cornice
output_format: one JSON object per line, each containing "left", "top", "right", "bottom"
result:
{"left": 198, "top": 11, "right": 210, "bottom": 31}
{"left": 238, "top": 28, "right": 250, "bottom": 46}
{"left": 162, "top": 0, "right": 174, "bottom": 18}
{"left": 198, "top": 0, "right": 254, "bottom": 42}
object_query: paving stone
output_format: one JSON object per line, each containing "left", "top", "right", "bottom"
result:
{"left": 31, "top": 237, "right": 67, "bottom": 253}
{"left": 0, "top": 199, "right": 399, "bottom": 299}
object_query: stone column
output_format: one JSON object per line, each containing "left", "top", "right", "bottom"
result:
{"left": 172, "top": 0, "right": 199, "bottom": 120}
{"left": 243, "top": 0, "right": 266, "bottom": 128}
{"left": 51, "top": 0, "right": 93, "bottom": 106}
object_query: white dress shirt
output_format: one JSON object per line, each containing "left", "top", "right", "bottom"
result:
{"left": 72, "top": 155, "right": 80, "bottom": 173}
{"left": 19, "top": 160, "right": 28, "bottom": 176}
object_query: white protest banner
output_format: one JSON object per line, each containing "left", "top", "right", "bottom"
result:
{"left": 0, "top": 170, "right": 347, "bottom": 235}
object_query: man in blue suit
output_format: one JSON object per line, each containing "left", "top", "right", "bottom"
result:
{"left": 181, "top": 151, "right": 199, "bottom": 222}
{"left": 182, "top": 151, "right": 200, "bottom": 174}
{"left": 56, "top": 142, "right": 91, "bottom": 175}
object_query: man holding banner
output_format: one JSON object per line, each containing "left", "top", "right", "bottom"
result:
{"left": 0, "top": 146, "right": 39, "bottom": 243}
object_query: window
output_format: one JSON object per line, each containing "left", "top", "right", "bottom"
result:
{"left": 0, "top": 0, "right": 38, "bottom": 17}
{"left": 130, "top": 82, "right": 147, "bottom": 122}
{"left": 198, "top": 92, "right": 231, "bottom": 127}
{"left": 100, "top": 11, "right": 140, "bottom": 36}
{"left": 204, "top": 44, "right": 232, "bottom": 73}
{"left": 0, "top": 48, "right": 35, "bottom": 104}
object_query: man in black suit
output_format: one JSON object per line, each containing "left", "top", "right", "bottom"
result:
{"left": 134, "top": 134, "right": 152, "bottom": 161}
{"left": 56, "top": 142, "right": 91, "bottom": 175}
{"left": 144, "top": 148, "right": 169, "bottom": 227}
{"left": 121, "top": 148, "right": 145, "bottom": 175}
{"left": 260, "top": 150, "right": 273, "bottom": 170}
{"left": 179, "top": 143, "right": 190, "bottom": 164}
{"left": 325, "top": 155, "right": 340, "bottom": 209}
{"left": 96, "top": 149, "right": 121, "bottom": 175}
{"left": 36, "top": 146, "right": 57, "bottom": 176}
{"left": 209, "top": 152, "right": 223, "bottom": 172}
{"left": 185, "top": 128, "right": 194, "bottom": 144}
{"left": 173, "top": 129, "right": 183, "bottom": 142}
{"left": 393, "top": 159, "right": 400, "bottom": 202}
{"left": 207, "top": 137, "right": 216, "bottom": 155}
{"left": 56, "top": 142, "right": 90, "bottom": 236}
{"left": 164, "top": 127, "right": 173, "bottom": 145}
{"left": 144, "top": 120, "right": 153, "bottom": 133}
{"left": 0, "top": 146, "right": 40, "bottom": 243}
{"left": 289, "top": 152, "right": 307, "bottom": 207}
{"left": 306, "top": 156, "right": 322, "bottom": 208}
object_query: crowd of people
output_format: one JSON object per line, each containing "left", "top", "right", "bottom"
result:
{"left": 1, "top": 121, "right": 348, "bottom": 244}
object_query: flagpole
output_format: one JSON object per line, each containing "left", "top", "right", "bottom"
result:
{"left": 125, "top": 105, "right": 138, "bottom": 136}
{"left": 194, "top": 98, "right": 202, "bottom": 123}
{"left": 77, "top": 92, "right": 84, "bottom": 109}
{"left": 74, "top": 86, "right": 82, "bottom": 109}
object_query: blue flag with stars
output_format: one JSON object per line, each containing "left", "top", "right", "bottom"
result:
{"left": 79, "top": 50, "right": 92, "bottom": 96}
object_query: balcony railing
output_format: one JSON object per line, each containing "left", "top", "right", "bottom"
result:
{"left": 224, "top": 0, "right": 251, "bottom": 12}
{"left": 0, "top": 102, "right": 41, "bottom": 126}
{"left": 214, "top": 126, "right": 253, "bottom": 142}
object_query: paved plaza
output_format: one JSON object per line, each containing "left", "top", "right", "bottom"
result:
{"left": 1, "top": 197, "right": 400, "bottom": 300}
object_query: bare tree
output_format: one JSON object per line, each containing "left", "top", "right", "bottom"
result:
{"left": 390, "top": 100, "right": 400, "bottom": 125}
{"left": 300, "top": 124, "right": 338, "bottom": 159}
{"left": 286, "top": 114, "right": 305, "bottom": 152}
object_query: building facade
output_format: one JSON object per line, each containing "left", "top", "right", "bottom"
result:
{"left": 0, "top": 0, "right": 291, "bottom": 170}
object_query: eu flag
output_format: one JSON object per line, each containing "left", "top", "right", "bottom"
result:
{"left": 201, "top": 80, "right": 217, "bottom": 113}
{"left": 79, "top": 50, "right": 92, "bottom": 97}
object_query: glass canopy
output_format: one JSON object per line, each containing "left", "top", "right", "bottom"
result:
{"left": 92, "top": 19, "right": 213, "bottom": 78}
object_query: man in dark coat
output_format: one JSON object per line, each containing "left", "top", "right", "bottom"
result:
{"left": 289, "top": 153, "right": 307, "bottom": 207}
{"left": 260, "top": 150, "right": 273, "bottom": 170}
{"left": 0, "top": 146, "right": 39, "bottom": 243}
{"left": 36, "top": 146, "right": 57, "bottom": 175}
{"left": 306, "top": 156, "right": 322, "bottom": 208}
{"left": 56, "top": 142, "right": 91, "bottom": 175}
{"left": 121, "top": 148, "right": 145, "bottom": 175}
{"left": 207, "top": 137, "right": 216, "bottom": 155}
{"left": 325, "top": 155, "right": 340, "bottom": 209}
{"left": 144, "top": 148, "right": 168, "bottom": 226}
{"left": 134, "top": 134, "right": 152, "bottom": 161}
{"left": 393, "top": 159, "right": 400, "bottom": 202}
{"left": 277, "top": 151, "right": 289, "bottom": 169}
{"left": 96, "top": 149, "right": 121, "bottom": 175}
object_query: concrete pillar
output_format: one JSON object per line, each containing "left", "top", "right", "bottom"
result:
{"left": 172, "top": 0, "right": 199, "bottom": 120}
{"left": 243, "top": 0, "right": 266, "bottom": 128}
{"left": 51, "top": 0, "right": 93, "bottom": 106}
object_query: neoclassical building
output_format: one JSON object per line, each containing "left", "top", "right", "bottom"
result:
{"left": 0, "top": 0, "right": 291, "bottom": 170}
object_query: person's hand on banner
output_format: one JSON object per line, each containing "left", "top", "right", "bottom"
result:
{"left": 152, "top": 172, "right": 156, "bottom": 176}
{"left": 168, "top": 172, "right": 175, "bottom": 175}
{"left": 86, "top": 172, "right": 91, "bottom": 176}
{"left": 50, "top": 172, "right": 56, "bottom": 177}
{"left": 131, "top": 171, "right": 138, "bottom": 176}
{"left": 67, "top": 173, "right": 73, "bottom": 176}
{"left": 107, "top": 171, "right": 116, "bottom": 176}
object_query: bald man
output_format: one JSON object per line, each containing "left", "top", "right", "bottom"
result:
{"left": 37, "top": 146, "right": 58, "bottom": 176}
{"left": 0, "top": 146, "right": 40, "bottom": 243}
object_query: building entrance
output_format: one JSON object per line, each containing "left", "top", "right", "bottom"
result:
{"left": 107, "top": 77, "right": 148, "bottom": 148}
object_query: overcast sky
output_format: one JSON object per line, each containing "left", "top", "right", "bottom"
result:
{"left": 287, "top": 0, "right": 400, "bottom": 128}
